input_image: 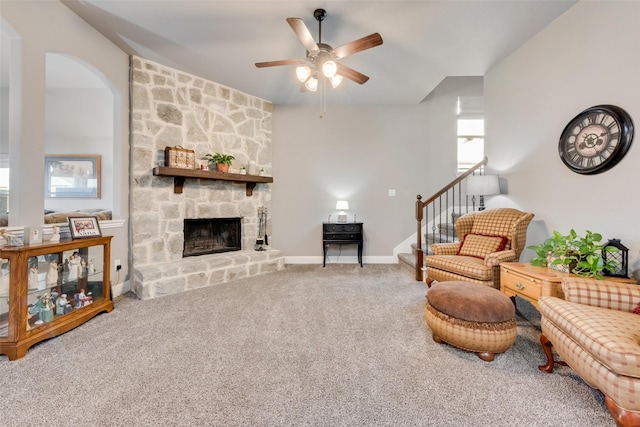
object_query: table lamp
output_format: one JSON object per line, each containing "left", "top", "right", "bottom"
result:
{"left": 336, "top": 201, "right": 349, "bottom": 223}
{"left": 466, "top": 175, "right": 500, "bottom": 211}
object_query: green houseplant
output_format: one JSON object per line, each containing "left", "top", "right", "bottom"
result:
{"left": 203, "top": 153, "right": 235, "bottom": 173}
{"left": 527, "top": 229, "right": 618, "bottom": 279}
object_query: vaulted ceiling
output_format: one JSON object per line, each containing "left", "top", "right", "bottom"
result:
{"left": 61, "top": 1, "right": 576, "bottom": 105}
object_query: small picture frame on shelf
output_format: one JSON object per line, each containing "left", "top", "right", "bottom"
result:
{"left": 68, "top": 216, "right": 102, "bottom": 239}
{"left": 23, "top": 226, "right": 43, "bottom": 245}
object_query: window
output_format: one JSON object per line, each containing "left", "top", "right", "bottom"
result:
{"left": 457, "top": 97, "right": 484, "bottom": 173}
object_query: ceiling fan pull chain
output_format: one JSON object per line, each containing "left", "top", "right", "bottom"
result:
{"left": 320, "top": 79, "right": 326, "bottom": 119}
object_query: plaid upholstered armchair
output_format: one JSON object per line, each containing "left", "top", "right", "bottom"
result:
{"left": 539, "top": 278, "right": 640, "bottom": 426}
{"left": 425, "top": 208, "right": 534, "bottom": 289}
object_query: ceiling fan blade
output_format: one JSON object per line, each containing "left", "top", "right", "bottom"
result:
{"left": 255, "top": 59, "right": 306, "bottom": 68}
{"left": 286, "top": 17, "right": 319, "bottom": 53}
{"left": 336, "top": 63, "right": 370, "bottom": 85}
{"left": 333, "top": 33, "right": 383, "bottom": 59}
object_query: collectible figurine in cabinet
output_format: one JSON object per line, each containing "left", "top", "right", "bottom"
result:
{"left": 0, "top": 229, "right": 21, "bottom": 246}
{"left": 35, "top": 293, "right": 55, "bottom": 324}
{"left": 50, "top": 225, "right": 60, "bottom": 243}
{"left": 74, "top": 289, "right": 92, "bottom": 308}
{"left": 79, "top": 258, "right": 88, "bottom": 287}
{"left": 68, "top": 252, "right": 81, "bottom": 282}
{"left": 26, "top": 303, "right": 39, "bottom": 330}
{"left": 45, "top": 260, "right": 58, "bottom": 286}
{"left": 28, "top": 263, "right": 39, "bottom": 290}
{"left": 50, "top": 291, "right": 59, "bottom": 307}
{"left": 88, "top": 259, "right": 95, "bottom": 276}
{"left": 56, "top": 294, "right": 71, "bottom": 315}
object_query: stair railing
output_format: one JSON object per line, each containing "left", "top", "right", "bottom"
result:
{"left": 414, "top": 157, "right": 488, "bottom": 281}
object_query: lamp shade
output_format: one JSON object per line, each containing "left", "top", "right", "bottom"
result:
{"left": 466, "top": 175, "right": 501, "bottom": 196}
{"left": 296, "top": 66, "right": 311, "bottom": 82}
{"left": 330, "top": 74, "right": 343, "bottom": 88}
{"left": 322, "top": 60, "right": 337, "bottom": 78}
{"left": 336, "top": 201, "right": 349, "bottom": 211}
{"left": 304, "top": 76, "right": 318, "bottom": 92}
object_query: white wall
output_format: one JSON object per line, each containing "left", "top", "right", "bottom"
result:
{"left": 1, "top": 1, "right": 130, "bottom": 289}
{"left": 45, "top": 88, "right": 114, "bottom": 212}
{"left": 272, "top": 77, "right": 482, "bottom": 263}
{"left": 485, "top": 1, "right": 640, "bottom": 279}
{"left": 1, "top": 1, "right": 128, "bottom": 224}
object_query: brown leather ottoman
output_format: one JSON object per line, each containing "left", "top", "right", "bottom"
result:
{"left": 425, "top": 281, "right": 517, "bottom": 362}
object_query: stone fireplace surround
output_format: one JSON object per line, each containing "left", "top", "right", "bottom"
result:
{"left": 130, "top": 56, "right": 284, "bottom": 300}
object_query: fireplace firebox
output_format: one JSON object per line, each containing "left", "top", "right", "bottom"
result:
{"left": 183, "top": 218, "right": 241, "bottom": 257}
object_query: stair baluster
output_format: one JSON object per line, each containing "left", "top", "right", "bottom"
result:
{"left": 414, "top": 157, "right": 488, "bottom": 281}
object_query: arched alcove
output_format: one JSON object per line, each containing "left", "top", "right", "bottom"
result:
{"left": 44, "top": 53, "right": 114, "bottom": 213}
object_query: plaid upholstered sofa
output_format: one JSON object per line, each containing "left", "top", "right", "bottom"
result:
{"left": 424, "top": 208, "right": 534, "bottom": 289}
{"left": 539, "top": 278, "right": 640, "bottom": 426}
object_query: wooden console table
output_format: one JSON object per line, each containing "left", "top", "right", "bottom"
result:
{"left": 500, "top": 262, "right": 636, "bottom": 310}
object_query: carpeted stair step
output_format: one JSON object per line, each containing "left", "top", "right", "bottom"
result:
{"left": 425, "top": 232, "right": 457, "bottom": 246}
{"left": 398, "top": 223, "right": 459, "bottom": 278}
{"left": 398, "top": 252, "right": 419, "bottom": 276}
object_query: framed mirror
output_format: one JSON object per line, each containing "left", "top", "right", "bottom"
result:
{"left": 45, "top": 154, "right": 101, "bottom": 198}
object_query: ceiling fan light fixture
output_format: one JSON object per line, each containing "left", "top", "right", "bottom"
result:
{"left": 256, "top": 8, "right": 383, "bottom": 100}
{"left": 330, "top": 74, "right": 343, "bottom": 88}
{"left": 295, "top": 65, "right": 311, "bottom": 83}
{"left": 322, "top": 60, "right": 337, "bottom": 78}
{"left": 305, "top": 76, "right": 319, "bottom": 92}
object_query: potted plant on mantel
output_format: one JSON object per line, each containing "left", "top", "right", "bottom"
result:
{"left": 203, "top": 153, "right": 235, "bottom": 173}
{"left": 527, "top": 229, "right": 619, "bottom": 279}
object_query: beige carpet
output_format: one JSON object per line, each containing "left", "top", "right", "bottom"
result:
{"left": 1, "top": 264, "right": 614, "bottom": 426}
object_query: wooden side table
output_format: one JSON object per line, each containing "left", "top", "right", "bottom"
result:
{"left": 500, "top": 262, "right": 636, "bottom": 310}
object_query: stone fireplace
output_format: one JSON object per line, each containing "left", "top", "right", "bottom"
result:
{"left": 183, "top": 217, "right": 241, "bottom": 257}
{"left": 129, "top": 56, "right": 284, "bottom": 300}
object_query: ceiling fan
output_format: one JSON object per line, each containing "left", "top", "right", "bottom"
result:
{"left": 255, "top": 8, "right": 383, "bottom": 92}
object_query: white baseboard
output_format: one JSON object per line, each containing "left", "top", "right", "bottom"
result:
{"left": 111, "top": 279, "right": 130, "bottom": 297}
{"left": 285, "top": 256, "right": 397, "bottom": 265}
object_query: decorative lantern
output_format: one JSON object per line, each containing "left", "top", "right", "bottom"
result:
{"left": 602, "top": 238, "right": 629, "bottom": 278}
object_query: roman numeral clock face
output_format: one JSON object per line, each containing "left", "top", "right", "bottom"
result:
{"left": 559, "top": 105, "right": 634, "bottom": 174}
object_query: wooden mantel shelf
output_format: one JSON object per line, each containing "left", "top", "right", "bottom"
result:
{"left": 152, "top": 166, "right": 274, "bottom": 196}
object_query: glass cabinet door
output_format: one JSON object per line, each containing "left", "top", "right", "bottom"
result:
{"left": 0, "top": 258, "right": 9, "bottom": 337}
{"left": 26, "top": 245, "right": 104, "bottom": 331}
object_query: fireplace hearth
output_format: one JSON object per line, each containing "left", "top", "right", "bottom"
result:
{"left": 184, "top": 218, "right": 241, "bottom": 257}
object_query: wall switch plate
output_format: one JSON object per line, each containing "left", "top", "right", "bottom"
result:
{"left": 388, "top": 189, "right": 396, "bottom": 197}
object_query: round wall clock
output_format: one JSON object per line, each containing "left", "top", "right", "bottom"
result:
{"left": 558, "top": 104, "right": 634, "bottom": 175}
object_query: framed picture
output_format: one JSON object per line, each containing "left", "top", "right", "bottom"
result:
{"left": 45, "top": 154, "right": 101, "bottom": 198}
{"left": 68, "top": 216, "right": 102, "bottom": 239}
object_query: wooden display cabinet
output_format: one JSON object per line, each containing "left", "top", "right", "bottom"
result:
{"left": 0, "top": 236, "right": 112, "bottom": 360}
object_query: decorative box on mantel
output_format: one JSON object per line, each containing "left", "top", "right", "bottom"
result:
{"left": 152, "top": 166, "right": 273, "bottom": 196}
